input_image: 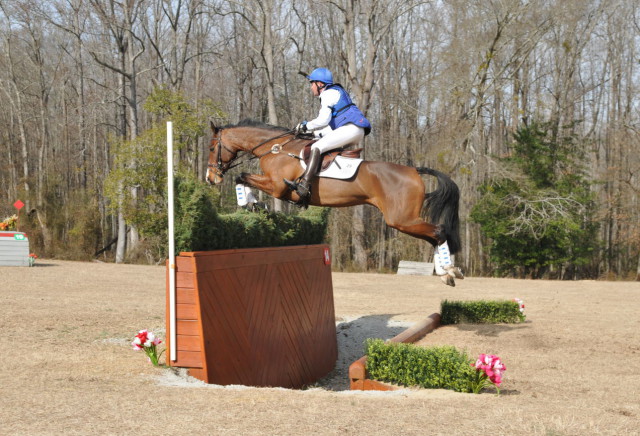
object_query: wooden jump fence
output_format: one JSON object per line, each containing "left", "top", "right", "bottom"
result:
{"left": 166, "top": 244, "right": 337, "bottom": 388}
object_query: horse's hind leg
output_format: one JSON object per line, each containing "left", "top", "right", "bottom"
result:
{"left": 433, "top": 240, "right": 464, "bottom": 281}
{"left": 383, "top": 213, "right": 464, "bottom": 285}
{"left": 387, "top": 218, "right": 442, "bottom": 247}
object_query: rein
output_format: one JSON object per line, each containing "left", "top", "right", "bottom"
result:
{"left": 208, "top": 129, "right": 297, "bottom": 174}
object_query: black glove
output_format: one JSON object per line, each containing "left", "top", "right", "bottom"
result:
{"left": 295, "top": 121, "right": 308, "bottom": 134}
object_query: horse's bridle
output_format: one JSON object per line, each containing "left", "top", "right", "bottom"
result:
{"left": 208, "top": 128, "right": 297, "bottom": 177}
{"left": 207, "top": 128, "right": 238, "bottom": 176}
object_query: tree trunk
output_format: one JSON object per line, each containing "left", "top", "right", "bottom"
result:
{"left": 114, "top": 56, "right": 128, "bottom": 263}
{"left": 260, "top": 0, "right": 285, "bottom": 213}
{"left": 115, "top": 207, "right": 127, "bottom": 263}
{"left": 351, "top": 205, "right": 367, "bottom": 269}
{"left": 127, "top": 32, "right": 140, "bottom": 250}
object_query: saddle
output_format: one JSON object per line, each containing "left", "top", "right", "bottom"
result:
{"left": 301, "top": 144, "right": 363, "bottom": 171}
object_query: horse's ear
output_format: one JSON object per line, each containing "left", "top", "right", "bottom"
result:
{"left": 210, "top": 121, "right": 218, "bottom": 134}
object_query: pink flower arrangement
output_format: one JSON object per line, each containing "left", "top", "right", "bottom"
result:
{"left": 470, "top": 353, "right": 506, "bottom": 394}
{"left": 132, "top": 329, "right": 163, "bottom": 366}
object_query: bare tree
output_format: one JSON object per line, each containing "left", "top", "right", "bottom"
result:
{"left": 86, "top": 0, "right": 147, "bottom": 261}
{"left": 0, "top": 0, "right": 637, "bottom": 277}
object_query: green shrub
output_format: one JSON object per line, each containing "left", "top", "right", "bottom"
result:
{"left": 172, "top": 175, "right": 330, "bottom": 254}
{"left": 125, "top": 171, "right": 330, "bottom": 258}
{"left": 174, "top": 174, "right": 221, "bottom": 253}
{"left": 365, "top": 339, "right": 476, "bottom": 392}
{"left": 440, "top": 299, "right": 525, "bottom": 325}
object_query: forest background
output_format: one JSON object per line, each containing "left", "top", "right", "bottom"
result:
{"left": 0, "top": 0, "right": 638, "bottom": 280}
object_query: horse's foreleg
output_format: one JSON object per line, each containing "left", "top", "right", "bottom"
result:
{"left": 236, "top": 172, "right": 292, "bottom": 200}
{"left": 235, "top": 172, "right": 276, "bottom": 195}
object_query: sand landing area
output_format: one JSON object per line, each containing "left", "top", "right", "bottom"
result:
{"left": 1, "top": 260, "right": 638, "bottom": 435}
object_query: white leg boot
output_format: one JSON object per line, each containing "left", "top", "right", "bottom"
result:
{"left": 434, "top": 251, "right": 446, "bottom": 276}
{"left": 434, "top": 242, "right": 464, "bottom": 285}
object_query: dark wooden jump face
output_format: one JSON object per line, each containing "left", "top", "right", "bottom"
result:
{"left": 166, "top": 245, "right": 337, "bottom": 388}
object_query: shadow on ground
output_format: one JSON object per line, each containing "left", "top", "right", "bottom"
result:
{"left": 313, "top": 314, "right": 410, "bottom": 391}
{"left": 453, "top": 323, "right": 529, "bottom": 337}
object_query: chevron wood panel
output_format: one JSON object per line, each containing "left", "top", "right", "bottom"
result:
{"left": 168, "top": 245, "right": 337, "bottom": 388}
{"left": 167, "top": 256, "right": 206, "bottom": 371}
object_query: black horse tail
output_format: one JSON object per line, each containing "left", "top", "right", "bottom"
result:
{"left": 416, "top": 167, "right": 461, "bottom": 254}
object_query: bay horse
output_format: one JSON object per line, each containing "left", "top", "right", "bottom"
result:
{"left": 206, "top": 119, "right": 463, "bottom": 286}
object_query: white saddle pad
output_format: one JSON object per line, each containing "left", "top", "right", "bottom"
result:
{"left": 299, "top": 152, "right": 363, "bottom": 180}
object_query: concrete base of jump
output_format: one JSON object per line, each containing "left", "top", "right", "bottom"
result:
{"left": 348, "top": 312, "right": 441, "bottom": 391}
{"left": 166, "top": 245, "right": 337, "bottom": 389}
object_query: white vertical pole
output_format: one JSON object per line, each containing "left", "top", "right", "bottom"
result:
{"left": 167, "top": 121, "right": 177, "bottom": 362}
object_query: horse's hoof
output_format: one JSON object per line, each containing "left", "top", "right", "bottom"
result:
{"left": 445, "top": 266, "right": 464, "bottom": 279}
{"left": 440, "top": 275, "right": 456, "bottom": 287}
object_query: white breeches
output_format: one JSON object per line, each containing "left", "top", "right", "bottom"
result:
{"left": 311, "top": 123, "right": 365, "bottom": 154}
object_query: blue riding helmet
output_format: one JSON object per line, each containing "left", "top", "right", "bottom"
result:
{"left": 307, "top": 68, "right": 334, "bottom": 85}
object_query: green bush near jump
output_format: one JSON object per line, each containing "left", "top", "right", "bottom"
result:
{"left": 440, "top": 299, "right": 525, "bottom": 325}
{"left": 173, "top": 173, "right": 222, "bottom": 253}
{"left": 174, "top": 174, "right": 330, "bottom": 253}
{"left": 212, "top": 207, "right": 329, "bottom": 250}
{"left": 365, "top": 339, "right": 476, "bottom": 393}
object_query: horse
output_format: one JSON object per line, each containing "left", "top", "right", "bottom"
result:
{"left": 206, "top": 119, "right": 464, "bottom": 286}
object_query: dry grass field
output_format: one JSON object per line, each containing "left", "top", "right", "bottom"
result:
{"left": 1, "top": 260, "right": 639, "bottom": 435}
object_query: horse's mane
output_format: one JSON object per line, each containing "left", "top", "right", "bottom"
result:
{"left": 224, "top": 118, "right": 289, "bottom": 132}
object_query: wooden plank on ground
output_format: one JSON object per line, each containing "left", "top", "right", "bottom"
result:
{"left": 396, "top": 260, "right": 434, "bottom": 276}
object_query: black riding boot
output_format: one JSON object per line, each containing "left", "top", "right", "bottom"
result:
{"left": 284, "top": 148, "right": 321, "bottom": 200}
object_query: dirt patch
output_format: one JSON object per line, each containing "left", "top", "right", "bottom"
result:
{"left": 1, "top": 260, "right": 639, "bottom": 435}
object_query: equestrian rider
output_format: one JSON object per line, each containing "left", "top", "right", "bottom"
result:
{"left": 284, "top": 68, "right": 371, "bottom": 200}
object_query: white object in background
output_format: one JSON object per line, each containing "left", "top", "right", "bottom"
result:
{"left": 235, "top": 184, "right": 257, "bottom": 206}
{"left": 0, "top": 232, "right": 30, "bottom": 266}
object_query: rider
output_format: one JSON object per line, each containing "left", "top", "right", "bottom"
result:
{"left": 284, "top": 67, "right": 371, "bottom": 200}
